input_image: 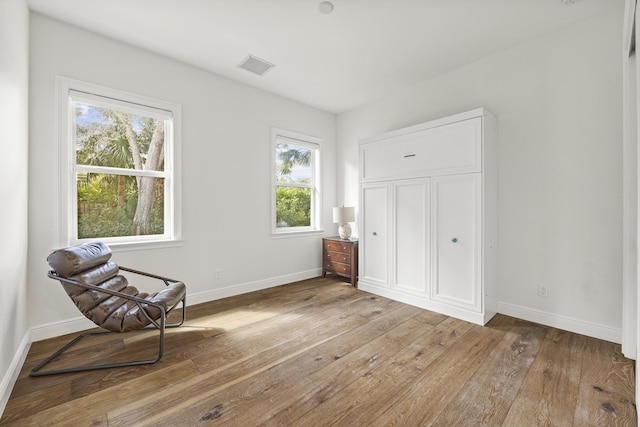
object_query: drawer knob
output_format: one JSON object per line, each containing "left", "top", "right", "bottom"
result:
{"left": 372, "top": 232, "right": 377, "bottom": 236}
{"left": 451, "top": 237, "right": 458, "bottom": 243}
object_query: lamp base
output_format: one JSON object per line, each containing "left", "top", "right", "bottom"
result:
{"left": 338, "top": 223, "right": 352, "bottom": 240}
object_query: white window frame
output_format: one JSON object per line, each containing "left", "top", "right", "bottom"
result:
{"left": 57, "top": 77, "right": 182, "bottom": 249}
{"left": 271, "top": 128, "right": 322, "bottom": 236}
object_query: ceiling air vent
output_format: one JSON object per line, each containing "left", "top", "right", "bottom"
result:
{"left": 237, "top": 55, "right": 275, "bottom": 76}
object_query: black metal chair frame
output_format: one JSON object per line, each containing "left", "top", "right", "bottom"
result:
{"left": 30, "top": 266, "right": 186, "bottom": 377}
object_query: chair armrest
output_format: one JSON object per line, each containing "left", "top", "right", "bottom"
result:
{"left": 118, "top": 266, "right": 182, "bottom": 287}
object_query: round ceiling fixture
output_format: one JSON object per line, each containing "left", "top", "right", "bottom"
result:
{"left": 318, "top": 1, "right": 334, "bottom": 14}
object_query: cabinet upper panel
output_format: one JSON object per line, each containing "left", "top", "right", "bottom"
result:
{"left": 360, "top": 117, "right": 481, "bottom": 182}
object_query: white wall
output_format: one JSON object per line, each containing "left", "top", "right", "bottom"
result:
{"left": 28, "top": 13, "right": 336, "bottom": 337}
{"left": 337, "top": 6, "right": 624, "bottom": 342}
{"left": 0, "top": 0, "right": 30, "bottom": 415}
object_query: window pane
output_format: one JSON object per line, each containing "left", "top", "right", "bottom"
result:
{"left": 275, "top": 186, "right": 311, "bottom": 228}
{"left": 77, "top": 172, "right": 164, "bottom": 238}
{"left": 275, "top": 143, "right": 311, "bottom": 184}
{"left": 75, "top": 102, "right": 165, "bottom": 172}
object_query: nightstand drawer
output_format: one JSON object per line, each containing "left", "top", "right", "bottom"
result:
{"left": 324, "top": 251, "right": 351, "bottom": 264}
{"left": 324, "top": 261, "right": 351, "bottom": 276}
{"left": 323, "top": 240, "right": 351, "bottom": 254}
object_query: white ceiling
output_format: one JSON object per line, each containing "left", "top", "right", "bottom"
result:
{"left": 27, "top": 0, "right": 622, "bottom": 113}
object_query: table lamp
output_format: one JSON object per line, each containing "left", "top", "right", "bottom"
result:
{"left": 333, "top": 206, "right": 355, "bottom": 240}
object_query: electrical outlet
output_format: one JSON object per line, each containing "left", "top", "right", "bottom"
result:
{"left": 215, "top": 269, "right": 221, "bottom": 279}
{"left": 538, "top": 285, "right": 548, "bottom": 298}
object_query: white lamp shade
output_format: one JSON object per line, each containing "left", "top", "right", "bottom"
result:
{"left": 333, "top": 206, "right": 355, "bottom": 223}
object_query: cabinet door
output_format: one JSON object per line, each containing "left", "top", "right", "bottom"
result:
{"left": 392, "top": 179, "right": 429, "bottom": 295}
{"left": 431, "top": 174, "right": 481, "bottom": 311}
{"left": 361, "top": 117, "right": 481, "bottom": 181}
{"left": 360, "top": 183, "right": 389, "bottom": 287}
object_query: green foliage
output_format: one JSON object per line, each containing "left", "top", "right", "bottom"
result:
{"left": 78, "top": 205, "right": 130, "bottom": 239}
{"left": 77, "top": 176, "right": 110, "bottom": 204}
{"left": 276, "top": 187, "right": 311, "bottom": 228}
{"left": 77, "top": 173, "right": 163, "bottom": 238}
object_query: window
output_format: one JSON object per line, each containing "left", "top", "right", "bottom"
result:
{"left": 58, "top": 78, "right": 181, "bottom": 246}
{"left": 272, "top": 129, "right": 321, "bottom": 235}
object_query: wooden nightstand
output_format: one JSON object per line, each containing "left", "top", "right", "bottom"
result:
{"left": 322, "top": 237, "right": 359, "bottom": 287}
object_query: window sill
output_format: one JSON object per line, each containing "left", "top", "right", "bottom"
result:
{"left": 96, "top": 239, "right": 183, "bottom": 253}
{"left": 271, "top": 229, "right": 324, "bottom": 239}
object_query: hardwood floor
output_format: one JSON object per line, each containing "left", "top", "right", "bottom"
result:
{"left": 1, "top": 277, "right": 636, "bottom": 426}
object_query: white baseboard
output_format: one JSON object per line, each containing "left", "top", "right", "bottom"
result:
{"left": 188, "top": 268, "right": 322, "bottom": 306}
{"left": 0, "top": 330, "right": 31, "bottom": 418}
{"left": 358, "top": 282, "right": 493, "bottom": 326}
{"left": 29, "top": 268, "right": 323, "bottom": 342}
{"left": 497, "top": 301, "right": 622, "bottom": 344}
{"left": 30, "top": 316, "right": 95, "bottom": 343}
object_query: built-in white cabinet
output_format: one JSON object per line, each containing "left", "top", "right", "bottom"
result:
{"left": 358, "top": 108, "right": 497, "bottom": 325}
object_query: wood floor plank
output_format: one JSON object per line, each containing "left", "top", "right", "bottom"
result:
{"left": 193, "top": 280, "right": 360, "bottom": 338}
{"left": 188, "top": 290, "right": 382, "bottom": 373}
{"left": 1, "top": 278, "right": 636, "bottom": 427}
{"left": 573, "top": 336, "right": 636, "bottom": 426}
{"left": 3, "top": 359, "right": 201, "bottom": 426}
{"left": 267, "top": 317, "right": 437, "bottom": 426}
{"left": 340, "top": 325, "right": 504, "bottom": 426}
{"left": 152, "top": 346, "right": 332, "bottom": 426}
{"left": 413, "top": 309, "right": 449, "bottom": 326}
{"left": 431, "top": 319, "right": 548, "bottom": 426}
{"left": 108, "top": 323, "right": 353, "bottom": 426}
{"left": 105, "top": 290, "right": 388, "bottom": 425}
{"left": 290, "top": 317, "right": 479, "bottom": 426}
{"left": 502, "top": 328, "right": 587, "bottom": 426}
{"left": 0, "top": 380, "right": 71, "bottom": 426}
{"left": 211, "top": 306, "right": 429, "bottom": 425}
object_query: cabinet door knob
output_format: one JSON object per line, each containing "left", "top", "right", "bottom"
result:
{"left": 451, "top": 238, "right": 458, "bottom": 243}
{"left": 372, "top": 232, "right": 377, "bottom": 236}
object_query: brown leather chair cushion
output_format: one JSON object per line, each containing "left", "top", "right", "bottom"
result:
{"left": 47, "top": 241, "right": 112, "bottom": 277}
{"left": 63, "top": 262, "right": 120, "bottom": 297}
{"left": 99, "top": 282, "right": 186, "bottom": 332}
